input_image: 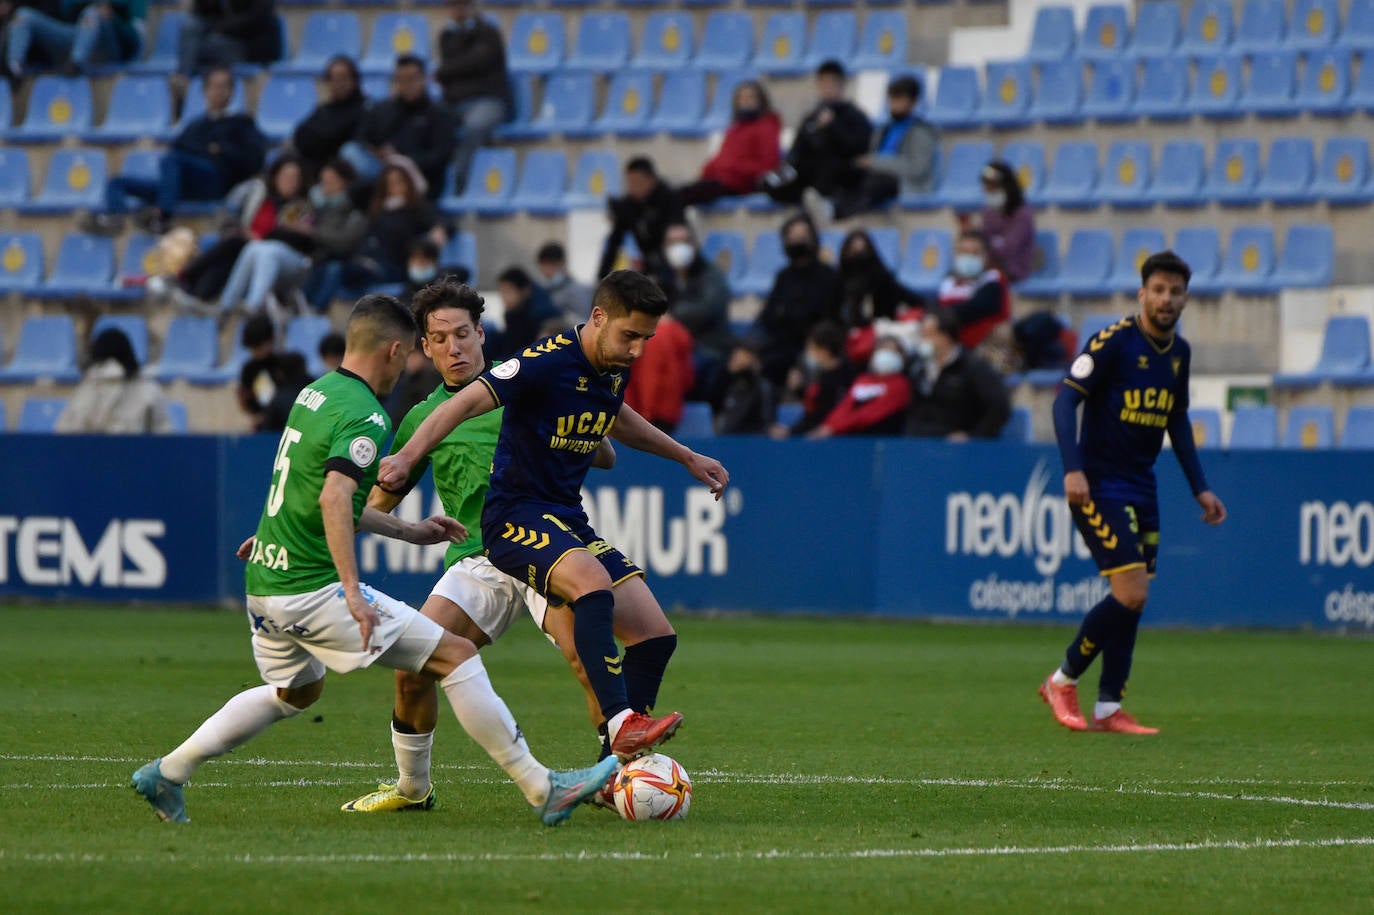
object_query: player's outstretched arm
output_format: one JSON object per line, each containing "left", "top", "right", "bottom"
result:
{"left": 611, "top": 402, "right": 730, "bottom": 500}
{"left": 378, "top": 382, "right": 497, "bottom": 490}
{"left": 320, "top": 471, "right": 379, "bottom": 651}
{"left": 358, "top": 506, "right": 467, "bottom": 544}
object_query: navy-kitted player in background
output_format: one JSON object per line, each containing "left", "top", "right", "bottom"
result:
{"left": 380, "top": 270, "right": 729, "bottom": 761}
{"left": 1040, "top": 250, "right": 1227, "bottom": 735}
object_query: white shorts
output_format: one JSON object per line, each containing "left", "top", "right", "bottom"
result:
{"left": 429, "top": 555, "right": 551, "bottom": 643}
{"left": 247, "top": 581, "right": 445, "bottom": 688}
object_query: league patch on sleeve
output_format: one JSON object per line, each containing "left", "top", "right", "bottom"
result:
{"left": 491, "top": 359, "right": 520, "bottom": 380}
{"left": 350, "top": 436, "right": 378, "bottom": 467}
{"left": 1070, "top": 353, "right": 1095, "bottom": 380}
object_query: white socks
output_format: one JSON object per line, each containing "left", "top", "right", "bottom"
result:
{"left": 1050, "top": 669, "right": 1076, "bottom": 687}
{"left": 1094, "top": 701, "right": 1122, "bottom": 721}
{"left": 606, "top": 709, "right": 633, "bottom": 744}
{"left": 159, "top": 685, "right": 301, "bottom": 784}
{"left": 391, "top": 725, "right": 434, "bottom": 800}
{"left": 440, "top": 655, "right": 549, "bottom": 807}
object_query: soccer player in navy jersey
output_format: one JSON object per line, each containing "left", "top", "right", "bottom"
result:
{"left": 379, "top": 270, "right": 728, "bottom": 760}
{"left": 1039, "top": 250, "right": 1227, "bottom": 734}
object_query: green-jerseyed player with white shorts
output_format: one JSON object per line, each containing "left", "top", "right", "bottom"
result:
{"left": 131, "top": 294, "right": 618, "bottom": 826}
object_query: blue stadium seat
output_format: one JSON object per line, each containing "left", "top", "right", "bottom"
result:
{"left": 1240, "top": 50, "right": 1299, "bottom": 116}
{"left": 566, "top": 12, "right": 632, "bottom": 72}
{"left": 84, "top": 76, "right": 171, "bottom": 144}
{"left": 927, "top": 66, "right": 982, "bottom": 129}
{"left": 1134, "top": 55, "right": 1190, "bottom": 120}
{"left": 982, "top": 61, "right": 1033, "bottom": 128}
{"left": 256, "top": 75, "right": 317, "bottom": 141}
{"left": 898, "top": 229, "right": 953, "bottom": 298}
{"left": 696, "top": 12, "right": 754, "bottom": 71}
{"left": 91, "top": 315, "right": 149, "bottom": 365}
{"left": 127, "top": 11, "right": 182, "bottom": 75}
{"left": 285, "top": 316, "right": 333, "bottom": 378}
{"left": 0, "top": 315, "right": 80, "bottom": 383}
{"left": 936, "top": 141, "right": 995, "bottom": 209}
{"left": 440, "top": 147, "right": 518, "bottom": 216}
{"left": 650, "top": 69, "right": 709, "bottom": 137}
{"left": 11, "top": 76, "right": 92, "bottom": 143}
{"left": 1174, "top": 225, "right": 1224, "bottom": 295}
{"left": 1282, "top": 406, "right": 1335, "bottom": 448}
{"left": 1082, "top": 5, "right": 1130, "bottom": 60}
{"left": 276, "top": 12, "right": 361, "bottom": 75}
{"left": 0, "top": 149, "right": 29, "bottom": 208}
{"left": 1258, "top": 136, "right": 1317, "bottom": 204}
{"left": 38, "top": 233, "right": 114, "bottom": 298}
{"left": 563, "top": 150, "right": 620, "bottom": 210}
{"left": 167, "top": 75, "right": 247, "bottom": 139}
{"left": 1059, "top": 229, "right": 1115, "bottom": 296}
{"left": 1180, "top": 0, "right": 1235, "bottom": 56}
{"left": 774, "top": 402, "right": 804, "bottom": 430}
{"left": 1272, "top": 223, "right": 1334, "bottom": 287}
{"left": 0, "top": 80, "right": 10, "bottom": 137}
{"left": 1190, "top": 407, "right": 1223, "bottom": 448}
{"left": 493, "top": 73, "right": 536, "bottom": 140}
{"left": 1233, "top": 0, "right": 1287, "bottom": 53}
{"left": 594, "top": 70, "right": 655, "bottom": 138}
{"left": 866, "top": 227, "right": 902, "bottom": 273}
{"left": 1189, "top": 55, "right": 1243, "bottom": 117}
{"left": 633, "top": 12, "right": 694, "bottom": 71}
{"left": 755, "top": 12, "right": 807, "bottom": 75}
{"left": 525, "top": 72, "right": 596, "bottom": 138}
{"left": 819, "top": 228, "right": 847, "bottom": 267}
{"left": 853, "top": 11, "right": 908, "bottom": 70}
{"left": 701, "top": 230, "right": 749, "bottom": 296}
{"left": 1214, "top": 225, "right": 1277, "bottom": 293}
{"left": 1000, "top": 141, "right": 1046, "bottom": 206}
{"left": 1312, "top": 136, "right": 1373, "bottom": 204}
{"left": 1078, "top": 314, "right": 1122, "bottom": 345}
{"left": 1030, "top": 60, "right": 1084, "bottom": 124}
{"left": 1346, "top": 0, "right": 1374, "bottom": 50}
{"left": 1017, "top": 230, "right": 1063, "bottom": 297}
{"left": 1027, "top": 5, "right": 1076, "bottom": 61}
{"left": 361, "top": 13, "right": 431, "bottom": 75}
{"left": 1290, "top": 0, "right": 1339, "bottom": 49}
{"left": 739, "top": 232, "right": 786, "bottom": 297}
{"left": 110, "top": 232, "right": 158, "bottom": 302}
{"left": 1109, "top": 228, "right": 1169, "bottom": 292}
{"left": 508, "top": 149, "right": 569, "bottom": 216}
{"left": 676, "top": 402, "right": 715, "bottom": 438}
{"left": 703, "top": 70, "right": 761, "bottom": 132}
{"left": 165, "top": 400, "right": 188, "bottom": 434}
{"left": 1000, "top": 406, "right": 1033, "bottom": 443}
{"left": 1127, "top": 0, "right": 1182, "bottom": 56}
{"left": 1275, "top": 314, "right": 1370, "bottom": 387}
{"left": 1098, "top": 140, "right": 1153, "bottom": 207}
{"left": 1339, "top": 406, "right": 1374, "bottom": 448}
{"left": 0, "top": 232, "right": 42, "bottom": 293}
{"left": 361, "top": 74, "right": 388, "bottom": 102}
{"left": 1206, "top": 137, "right": 1262, "bottom": 205}
{"left": 18, "top": 148, "right": 106, "bottom": 215}
{"left": 805, "top": 11, "right": 858, "bottom": 68}
{"left": 508, "top": 13, "right": 566, "bottom": 74}
{"left": 1041, "top": 142, "right": 1099, "bottom": 208}
{"left": 17, "top": 397, "right": 67, "bottom": 432}
{"left": 1082, "top": 58, "right": 1137, "bottom": 122}
{"left": 1297, "top": 48, "right": 1352, "bottom": 114}
{"left": 1150, "top": 139, "right": 1207, "bottom": 205}
{"left": 146, "top": 316, "right": 219, "bottom": 382}
{"left": 0, "top": 397, "right": 6, "bottom": 430}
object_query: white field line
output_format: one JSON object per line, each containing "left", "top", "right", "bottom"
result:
{"left": 4, "top": 836, "right": 1374, "bottom": 866}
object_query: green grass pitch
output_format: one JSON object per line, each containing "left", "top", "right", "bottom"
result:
{"left": 2, "top": 606, "right": 1373, "bottom": 913}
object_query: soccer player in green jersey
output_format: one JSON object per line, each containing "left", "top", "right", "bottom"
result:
{"left": 343, "top": 277, "right": 613, "bottom": 813}
{"left": 131, "top": 294, "right": 619, "bottom": 826}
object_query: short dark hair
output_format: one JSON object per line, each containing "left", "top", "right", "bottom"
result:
{"left": 395, "top": 54, "right": 426, "bottom": 74}
{"left": 90, "top": 328, "right": 139, "bottom": 378}
{"left": 320, "top": 156, "right": 356, "bottom": 185}
{"left": 593, "top": 269, "right": 669, "bottom": 319}
{"left": 409, "top": 238, "right": 439, "bottom": 260}
{"left": 625, "top": 156, "right": 656, "bottom": 177}
{"left": 1140, "top": 249, "right": 1192, "bottom": 287}
{"left": 887, "top": 74, "right": 921, "bottom": 102}
{"left": 536, "top": 241, "right": 566, "bottom": 265}
{"left": 496, "top": 266, "right": 534, "bottom": 290}
{"left": 412, "top": 277, "right": 486, "bottom": 333}
{"left": 929, "top": 307, "right": 963, "bottom": 343}
{"left": 816, "top": 59, "right": 846, "bottom": 80}
{"left": 347, "top": 293, "right": 416, "bottom": 351}
{"left": 242, "top": 313, "right": 275, "bottom": 349}
{"left": 321, "top": 55, "right": 359, "bottom": 85}
{"left": 807, "top": 321, "right": 846, "bottom": 357}
{"left": 780, "top": 212, "right": 817, "bottom": 245}
{"left": 318, "top": 331, "right": 345, "bottom": 361}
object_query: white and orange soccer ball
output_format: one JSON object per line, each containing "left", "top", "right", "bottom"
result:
{"left": 611, "top": 753, "right": 692, "bottom": 821}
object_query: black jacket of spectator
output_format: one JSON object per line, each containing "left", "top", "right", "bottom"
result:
{"left": 712, "top": 370, "right": 775, "bottom": 435}
{"left": 292, "top": 92, "right": 367, "bottom": 173}
{"left": 435, "top": 18, "right": 511, "bottom": 107}
{"left": 354, "top": 95, "right": 457, "bottom": 197}
{"left": 786, "top": 100, "right": 872, "bottom": 194}
{"left": 174, "top": 112, "right": 268, "bottom": 189}
{"left": 597, "top": 182, "right": 685, "bottom": 281}
{"left": 907, "top": 349, "right": 1011, "bottom": 439}
{"left": 791, "top": 362, "right": 856, "bottom": 437}
{"left": 358, "top": 202, "right": 438, "bottom": 276}
{"left": 667, "top": 257, "right": 732, "bottom": 360}
{"left": 191, "top": 0, "right": 281, "bottom": 64}
{"left": 492, "top": 286, "right": 560, "bottom": 361}
{"left": 755, "top": 261, "right": 842, "bottom": 385}
{"left": 839, "top": 253, "right": 922, "bottom": 328}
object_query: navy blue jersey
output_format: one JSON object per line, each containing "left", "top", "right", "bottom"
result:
{"left": 1061, "top": 316, "right": 1191, "bottom": 500}
{"left": 477, "top": 327, "right": 628, "bottom": 520}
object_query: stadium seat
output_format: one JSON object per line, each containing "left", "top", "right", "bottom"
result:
{"left": 361, "top": 13, "right": 431, "bottom": 75}
{"left": 852, "top": 11, "right": 908, "bottom": 70}
{"left": 165, "top": 400, "right": 188, "bottom": 434}
{"left": 1082, "top": 5, "right": 1130, "bottom": 60}
{"left": 650, "top": 69, "right": 709, "bottom": 137}
{"left": 1099, "top": 141, "right": 1153, "bottom": 208}
{"left": 1016, "top": 230, "right": 1063, "bottom": 297}
{"left": 1127, "top": 0, "right": 1182, "bottom": 56}
{"left": 0, "top": 315, "right": 80, "bottom": 383}
{"left": 982, "top": 61, "right": 1033, "bottom": 128}
{"left": 127, "top": 11, "right": 181, "bottom": 74}
{"left": 1189, "top": 56, "right": 1243, "bottom": 118}
{"left": 1150, "top": 139, "right": 1207, "bottom": 206}
{"left": 566, "top": 13, "right": 632, "bottom": 71}
{"left": 1339, "top": 406, "right": 1374, "bottom": 448}
{"left": 1190, "top": 407, "right": 1223, "bottom": 448}
{"left": 1059, "top": 229, "right": 1115, "bottom": 296}
{"left": 1346, "top": 0, "right": 1374, "bottom": 50}
{"left": 1205, "top": 138, "right": 1262, "bottom": 205}
{"left": 1029, "top": 60, "right": 1084, "bottom": 124}
{"left": 1275, "top": 314, "right": 1370, "bottom": 387}
{"left": 508, "top": 13, "right": 567, "bottom": 74}
{"left": 676, "top": 402, "right": 715, "bottom": 438}
{"left": 936, "top": 141, "right": 995, "bottom": 209}
{"left": 1311, "top": 135, "right": 1374, "bottom": 204}
{"left": 755, "top": 12, "right": 807, "bottom": 76}
{"left": 701, "top": 230, "right": 749, "bottom": 296}
{"left": 16, "top": 397, "right": 66, "bottom": 432}
{"left": 1297, "top": 48, "right": 1352, "bottom": 115}
{"left": 508, "top": 149, "right": 569, "bottom": 217}
{"left": 1109, "top": 228, "right": 1169, "bottom": 292}
{"left": 0, "top": 80, "right": 10, "bottom": 137}
{"left": 37, "top": 233, "right": 114, "bottom": 298}
{"left": 563, "top": 150, "right": 620, "bottom": 210}
{"left": 632, "top": 12, "right": 694, "bottom": 71}
{"left": 0, "top": 149, "right": 30, "bottom": 207}
{"left": 1214, "top": 225, "right": 1277, "bottom": 293}
{"left": 276, "top": 11, "right": 361, "bottom": 75}
{"left": 493, "top": 73, "right": 537, "bottom": 140}
{"left": 897, "top": 229, "right": 952, "bottom": 298}
{"left": 1082, "top": 58, "right": 1137, "bottom": 122}
{"left": 866, "top": 227, "right": 902, "bottom": 273}
{"left": 281, "top": 316, "right": 331, "bottom": 378}
{"left": 1041, "top": 142, "right": 1099, "bottom": 208}
{"left": 702, "top": 70, "right": 761, "bottom": 132}
{"left": 440, "top": 147, "right": 517, "bottom": 216}
{"left": 1027, "top": 6, "right": 1076, "bottom": 61}
{"left": 1134, "top": 55, "right": 1190, "bottom": 120}
{"left": 109, "top": 232, "right": 158, "bottom": 302}
{"left": 1291, "top": 0, "right": 1338, "bottom": 49}
{"left": 805, "top": 11, "right": 858, "bottom": 69}
{"left": 361, "top": 74, "right": 388, "bottom": 102}
{"left": 1258, "top": 137, "right": 1316, "bottom": 205}
{"left": 524, "top": 72, "right": 596, "bottom": 138}
{"left": 594, "top": 70, "right": 655, "bottom": 138}
{"left": 696, "top": 12, "right": 754, "bottom": 71}
{"left": 1240, "top": 50, "right": 1299, "bottom": 116}
{"left": 1174, "top": 225, "right": 1224, "bottom": 295}
{"left": 1000, "top": 141, "right": 1046, "bottom": 206}
{"left": 0, "top": 397, "right": 5, "bottom": 430}
{"left": 1271, "top": 223, "right": 1334, "bottom": 287}
{"left": 1348, "top": 50, "right": 1374, "bottom": 111}
{"left": 91, "top": 315, "right": 149, "bottom": 365}
{"left": 84, "top": 76, "right": 171, "bottom": 144}
{"left": 1233, "top": 0, "right": 1287, "bottom": 53}
{"left": 1180, "top": 0, "right": 1235, "bottom": 56}
{"left": 256, "top": 75, "right": 316, "bottom": 141}
{"left": 18, "top": 148, "right": 106, "bottom": 215}
{"left": 774, "top": 402, "right": 803, "bottom": 430}
{"left": 146, "top": 316, "right": 219, "bottom": 382}
{"left": 1000, "top": 406, "right": 1033, "bottom": 443}
{"left": 927, "top": 66, "right": 982, "bottom": 129}
{"left": 10, "top": 76, "right": 92, "bottom": 143}
{"left": 1282, "top": 406, "right": 1335, "bottom": 448}
{"left": 739, "top": 232, "right": 786, "bottom": 297}
{"left": 0, "top": 232, "right": 43, "bottom": 293}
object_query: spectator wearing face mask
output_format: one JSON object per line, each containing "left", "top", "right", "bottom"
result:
{"left": 712, "top": 338, "right": 776, "bottom": 435}
{"left": 828, "top": 74, "right": 938, "bottom": 219}
{"left": 770, "top": 321, "right": 855, "bottom": 439}
{"left": 958, "top": 160, "right": 1036, "bottom": 283}
{"left": 662, "top": 222, "right": 732, "bottom": 371}
{"left": 937, "top": 230, "right": 1011, "bottom": 350}
{"left": 598, "top": 156, "right": 685, "bottom": 282}
{"left": 536, "top": 241, "right": 593, "bottom": 326}
{"left": 677, "top": 80, "right": 781, "bottom": 207}
{"left": 754, "top": 214, "right": 843, "bottom": 387}
{"left": 490, "top": 265, "right": 561, "bottom": 360}
{"left": 838, "top": 229, "right": 923, "bottom": 330}
{"left": 908, "top": 310, "right": 1011, "bottom": 441}
{"left": 807, "top": 336, "right": 911, "bottom": 439}
{"left": 399, "top": 238, "right": 441, "bottom": 305}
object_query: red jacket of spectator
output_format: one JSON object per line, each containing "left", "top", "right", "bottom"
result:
{"left": 937, "top": 268, "right": 1011, "bottom": 350}
{"left": 624, "top": 315, "right": 695, "bottom": 428}
{"left": 820, "top": 372, "right": 912, "bottom": 436}
{"left": 700, "top": 111, "right": 782, "bottom": 195}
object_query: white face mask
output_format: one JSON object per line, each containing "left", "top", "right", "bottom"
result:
{"left": 984, "top": 190, "right": 1006, "bottom": 210}
{"left": 953, "top": 254, "right": 985, "bottom": 278}
{"left": 383, "top": 194, "right": 407, "bottom": 211}
{"left": 665, "top": 242, "right": 695, "bottom": 270}
{"left": 914, "top": 338, "right": 936, "bottom": 361}
{"left": 869, "top": 348, "right": 904, "bottom": 376}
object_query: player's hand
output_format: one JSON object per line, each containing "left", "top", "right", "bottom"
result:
{"left": 684, "top": 451, "right": 730, "bottom": 501}
{"left": 947, "top": 431, "right": 971, "bottom": 443}
{"left": 345, "top": 586, "right": 380, "bottom": 653}
{"left": 378, "top": 453, "right": 412, "bottom": 490}
{"left": 412, "top": 515, "right": 467, "bottom": 545}
{"left": 1197, "top": 491, "right": 1227, "bottom": 525}
{"left": 236, "top": 536, "right": 255, "bottom": 561}
{"left": 1063, "top": 471, "right": 1090, "bottom": 506}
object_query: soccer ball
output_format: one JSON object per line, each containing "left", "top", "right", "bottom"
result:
{"left": 611, "top": 753, "right": 692, "bottom": 821}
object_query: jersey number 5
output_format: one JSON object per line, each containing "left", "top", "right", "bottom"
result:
{"left": 266, "top": 427, "right": 303, "bottom": 517}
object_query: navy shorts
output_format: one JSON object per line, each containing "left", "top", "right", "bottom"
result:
{"left": 482, "top": 505, "right": 644, "bottom": 602}
{"left": 1072, "top": 495, "right": 1160, "bottom": 577}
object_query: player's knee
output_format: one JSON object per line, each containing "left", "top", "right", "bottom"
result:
{"left": 425, "top": 631, "right": 479, "bottom": 678}
{"left": 277, "top": 678, "right": 323, "bottom": 710}
{"left": 1117, "top": 587, "right": 1148, "bottom": 613}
